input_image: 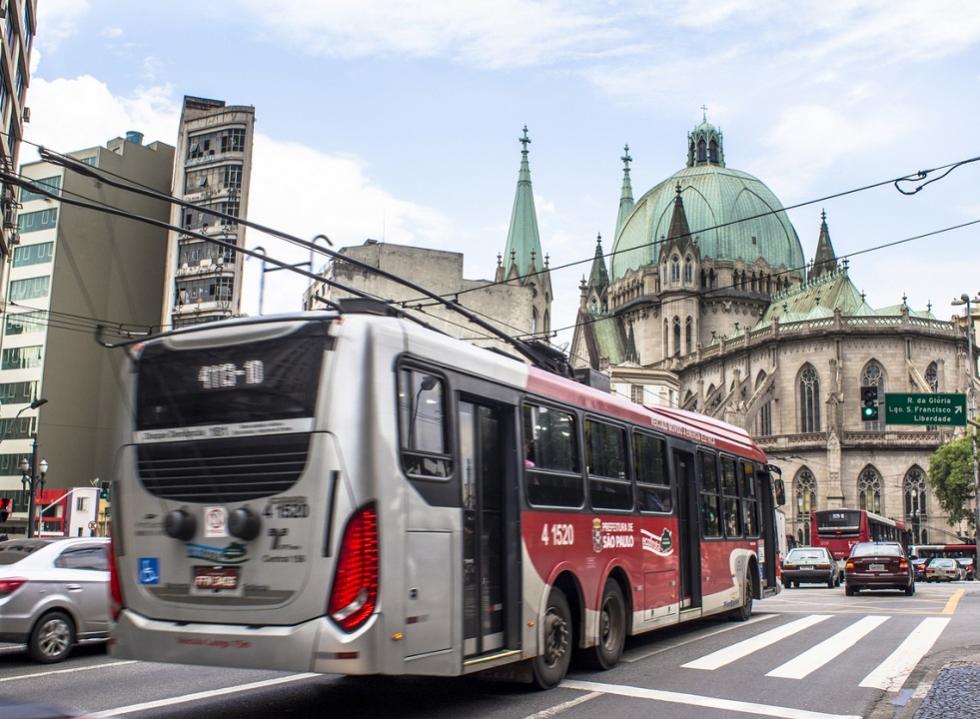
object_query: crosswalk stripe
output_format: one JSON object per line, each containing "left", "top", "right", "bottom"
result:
{"left": 682, "top": 614, "right": 831, "bottom": 671}
{"left": 766, "top": 615, "right": 890, "bottom": 679}
{"left": 858, "top": 616, "right": 950, "bottom": 691}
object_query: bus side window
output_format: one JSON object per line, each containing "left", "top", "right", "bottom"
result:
{"left": 698, "top": 451, "right": 722, "bottom": 538}
{"left": 398, "top": 368, "right": 452, "bottom": 479}
{"left": 586, "top": 419, "right": 633, "bottom": 511}
{"left": 740, "top": 461, "right": 759, "bottom": 538}
{"left": 633, "top": 431, "right": 671, "bottom": 513}
{"left": 720, "top": 456, "right": 741, "bottom": 538}
{"left": 523, "top": 403, "right": 583, "bottom": 508}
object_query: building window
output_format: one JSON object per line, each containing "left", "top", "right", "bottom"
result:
{"left": 709, "top": 139, "right": 719, "bottom": 163}
{"left": 798, "top": 364, "right": 821, "bottom": 432}
{"left": 904, "top": 466, "right": 927, "bottom": 530}
{"left": 79, "top": 156, "right": 98, "bottom": 167}
{"left": 15, "top": 65, "right": 24, "bottom": 102}
{"left": 630, "top": 384, "right": 644, "bottom": 404}
{"left": 672, "top": 317, "right": 681, "bottom": 357}
{"left": 671, "top": 255, "right": 680, "bottom": 282}
{"left": 175, "top": 276, "right": 233, "bottom": 305}
{"left": 925, "top": 362, "right": 939, "bottom": 391}
{"left": 76, "top": 496, "right": 88, "bottom": 512}
{"left": 858, "top": 466, "right": 882, "bottom": 514}
{"left": 20, "top": 177, "right": 61, "bottom": 203}
{"left": 685, "top": 317, "right": 693, "bottom": 355}
{"left": 697, "top": 138, "right": 707, "bottom": 163}
{"left": 684, "top": 256, "right": 693, "bottom": 283}
{"left": 9, "top": 276, "right": 50, "bottom": 301}
{"left": 5, "top": 310, "right": 46, "bottom": 335}
{"left": 21, "top": 0, "right": 32, "bottom": 51}
{"left": 0, "top": 415, "right": 36, "bottom": 440}
{"left": 220, "top": 127, "right": 246, "bottom": 153}
{"left": 13, "top": 242, "right": 54, "bottom": 267}
{"left": 757, "top": 400, "right": 772, "bottom": 436}
{"left": 177, "top": 241, "right": 234, "bottom": 267}
{"left": 17, "top": 209, "right": 58, "bottom": 234}
{"left": 861, "top": 360, "right": 885, "bottom": 430}
{"left": 0, "top": 381, "right": 38, "bottom": 403}
{"left": 184, "top": 164, "right": 244, "bottom": 194}
{"left": 1, "top": 345, "right": 43, "bottom": 370}
{"left": 794, "top": 468, "right": 816, "bottom": 545}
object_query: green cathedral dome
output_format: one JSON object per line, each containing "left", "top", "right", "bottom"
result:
{"left": 610, "top": 120, "right": 805, "bottom": 281}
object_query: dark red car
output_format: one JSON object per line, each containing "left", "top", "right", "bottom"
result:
{"left": 845, "top": 541, "right": 914, "bottom": 596}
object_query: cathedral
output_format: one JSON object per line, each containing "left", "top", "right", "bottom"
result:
{"left": 570, "top": 116, "right": 973, "bottom": 546}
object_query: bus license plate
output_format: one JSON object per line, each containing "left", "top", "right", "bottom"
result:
{"left": 193, "top": 566, "right": 240, "bottom": 591}
{"left": 869, "top": 563, "right": 885, "bottom": 572}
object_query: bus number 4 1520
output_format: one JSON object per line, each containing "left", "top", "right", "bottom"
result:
{"left": 541, "top": 523, "right": 574, "bottom": 546}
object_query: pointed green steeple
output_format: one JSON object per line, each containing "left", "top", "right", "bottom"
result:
{"left": 614, "top": 144, "right": 634, "bottom": 241}
{"left": 588, "top": 233, "right": 609, "bottom": 292}
{"left": 502, "top": 125, "right": 543, "bottom": 284}
{"left": 810, "top": 209, "right": 838, "bottom": 280}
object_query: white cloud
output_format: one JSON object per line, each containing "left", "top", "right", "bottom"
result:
{"left": 26, "top": 74, "right": 453, "bottom": 317}
{"left": 36, "top": 0, "right": 91, "bottom": 51}
{"left": 101, "top": 27, "right": 124, "bottom": 39}
{"left": 240, "top": 0, "right": 629, "bottom": 69}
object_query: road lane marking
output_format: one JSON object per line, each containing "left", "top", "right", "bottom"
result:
{"left": 88, "top": 672, "right": 320, "bottom": 717}
{"left": 682, "top": 615, "right": 831, "bottom": 670}
{"left": 942, "top": 588, "right": 963, "bottom": 614}
{"left": 858, "top": 616, "right": 950, "bottom": 691}
{"left": 0, "top": 660, "right": 136, "bottom": 683}
{"left": 561, "top": 679, "right": 861, "bottom": 719}
{"left": 766, "top": 615, "right": 889, "bottom": 679}
{"left": 523, "top": 691, "right": 601, "bottom": 718}
{"left": 622, "top": 613, "right": 777, "bottom": 662}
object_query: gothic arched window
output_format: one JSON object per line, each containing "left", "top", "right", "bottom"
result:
{"left": 672, "top": 317, "right": 681, "bottom": 357}
{"left": 925, "top": 362, "right": 939, "bottom": 391}
{"left": 531, "top": 308, "right": 538, "bottom": 336}
{"left": 858, "top": 466, "right": 882, "bottom": 514}
{"left": 709, "top": 268, "right": 716, "bottom": 288}
{"left": 709, "top": 139, "right": 719, "bottom": 163}
{"left": 794, "top": 468, "right": 817, "bottom": 545}
{"left": 684, "top": 256, "right": 693, "bottom": 284}
{"left": 663, "top": 318, "right": 669, "bottom": 355}
{"left": 671, "top": 255, "right": 680, "bottom": 283}
{"left": 904, "top": 466, "right": 927, "bottom": 520}
{"left": 798, "top": 364, "right": 821, "bottom": 432}
{"left": 697, "top": 138, "right": 707, "bottom": 163}
{"left": 861, "top": 360, "right": 885, "bottom": 430}
{"left": 685, "top": 317, "right": 693, "bottom": 355}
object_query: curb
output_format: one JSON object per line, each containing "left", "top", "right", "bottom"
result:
{"left": 867, "top": 646, "right": 980, "bottom": 719}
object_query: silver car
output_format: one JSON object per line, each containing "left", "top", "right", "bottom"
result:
{"left": 0, "top": 538, "right": 110, "bottom": 663}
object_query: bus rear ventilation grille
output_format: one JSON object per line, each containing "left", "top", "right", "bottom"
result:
{"left": 136, "top": 433, "right": 310, "bottom": 503}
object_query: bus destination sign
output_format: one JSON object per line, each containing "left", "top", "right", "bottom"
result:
{"left": 884, "top": 392, "right": 967, "bottom": 426}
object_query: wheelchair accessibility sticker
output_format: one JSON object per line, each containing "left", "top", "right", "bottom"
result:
{"left": 138, "top": 557, "right": 160, "bottom": 585}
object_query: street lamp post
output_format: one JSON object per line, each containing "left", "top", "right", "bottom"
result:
{"left": 952, "top": 293, "right": 980, "bottom": 576}
{"left": 0, "top": 397, "right": 47, "bottom": 531}
{"left": 20, "top": 447, "right": 48, "bottom": 539}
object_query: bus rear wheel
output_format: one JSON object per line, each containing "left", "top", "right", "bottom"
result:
{"left": 728, "top": 571, "right": 753, "bottom": 622}
{"left": 581, "top": 580, "right": 626, "bottom": 670}
{"left": 531, "top": 587, "right": 572, "bottom": 689}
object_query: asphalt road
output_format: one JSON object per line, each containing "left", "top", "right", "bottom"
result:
{"left": 1, "top": 581, "right": 977, "bottom": 719}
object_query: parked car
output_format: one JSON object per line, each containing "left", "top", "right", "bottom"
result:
{"left": 844, "top": 541, "right": 914, "bottom": 596}
{"left": 911, "top": 558, "right": 929, "bottom": 582}
{"left": 925, "top": 557, "right": 961, "bottom": 582}
{"left": 954, "top": 557, "right": 975, "bottom": 581}
{"left": 0, "top": 537, "right": 110, "bottom": 663}
{"left": 781, "top": 547, "right": 841, "bottom": 588}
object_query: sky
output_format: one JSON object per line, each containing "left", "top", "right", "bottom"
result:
{"left": 25, "top": 0, "right": 980, "bottom": 349}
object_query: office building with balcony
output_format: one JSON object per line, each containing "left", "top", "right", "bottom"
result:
{"left": 161, "top": 96, "right": 255, "bottom": 329}
{"left": 0, "top": 133, "right": 173, "bottom": 533}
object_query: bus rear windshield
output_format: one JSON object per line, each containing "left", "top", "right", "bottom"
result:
{"left": 136, "top": 322, "right": 328, "bottom": 430}
{"left": 815, "top": 510, "right": 862, "bottom": 536}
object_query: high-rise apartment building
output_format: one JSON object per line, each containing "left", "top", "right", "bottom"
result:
{"left": 1, "top": 1, "right": 37, "bottom": 297}
{"left": 161, "top": 96, "right": 255, "bottom": 328}
{"left": 0, "top": 134, "right": 174, "bottom": 531}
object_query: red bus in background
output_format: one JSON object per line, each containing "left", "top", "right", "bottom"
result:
{"left": 811, "top": 509, "right": 910, "bottom": 562}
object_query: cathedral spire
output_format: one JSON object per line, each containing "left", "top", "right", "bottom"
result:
{"left": 614, "top": 144, "right": 634, "bottom": 241}
{"left": 587, "top": 232, "right": 609, "bottom": 294}
{"left": 501, "top": 125, "right": 543, "bottom": 284}
{"left": 810, "top": 208, "right": 838, "bottom": 281}
{"left": 667, "top": 184, "right": 692, "bottom": 242}
{"left": 687, "top": 109, "right": 725, "bottom": 167}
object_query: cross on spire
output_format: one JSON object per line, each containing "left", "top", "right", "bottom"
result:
{"left": 621, "top": 144, "right": 632, "bottom": 173}
{"left": 519, "top": 125, "right": 531, "bottom": 154}
{"left": 701, "top": 104, "right": 708, "bottom": 121}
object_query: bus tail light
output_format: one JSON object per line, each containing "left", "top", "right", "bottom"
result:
{"left": 108, "top": 537, "right": 124, "bottom": 620}
{"left": 328, "top": 503, "right": 378, "bottom": 632}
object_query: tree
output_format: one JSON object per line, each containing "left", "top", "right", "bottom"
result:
{"left": 927, "top": 436, "right": 976, "bottom": 530}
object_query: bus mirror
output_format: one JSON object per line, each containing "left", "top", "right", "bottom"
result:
{"left": 774, "top": 478, "right": 787, "bottom": 507}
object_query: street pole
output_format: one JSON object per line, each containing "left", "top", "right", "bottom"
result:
{"left": 958, "top": 294, "right": 980, "bottom": 576}
{"left": 25, "top": 433, "right": 38, "bottom": 539}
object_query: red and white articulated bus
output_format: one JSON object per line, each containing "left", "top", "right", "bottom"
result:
{"left": 108, "top": 305, "right": 784, "bottom": 688}
{"left": 811, "top": 509, "right": 910, "bottom": 562}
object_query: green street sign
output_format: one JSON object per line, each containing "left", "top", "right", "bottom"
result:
{"left": 884, "top": 393, "right": 967, "bottom": 426}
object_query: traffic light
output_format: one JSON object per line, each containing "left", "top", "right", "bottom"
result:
{"left": 99, "top": 481, "right": 110, "bottom": 501}
{"left": 0, "top": 497, "right": 10, "bottom": 523}
{"left": 861, "top": 385, "right": 879, "bottom": 422}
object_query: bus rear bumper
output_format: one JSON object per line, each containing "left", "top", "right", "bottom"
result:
{"left": 110, "top": 609, "right": 379, "bottom": 674}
